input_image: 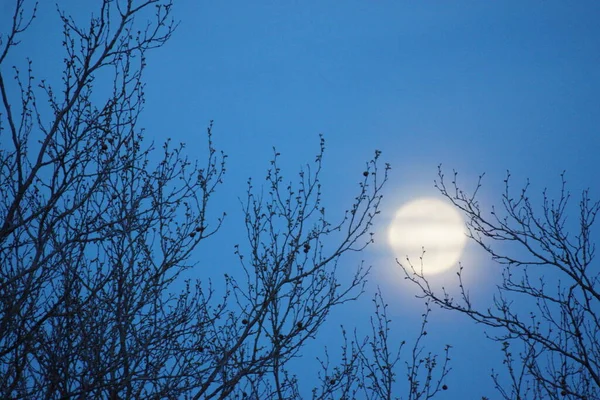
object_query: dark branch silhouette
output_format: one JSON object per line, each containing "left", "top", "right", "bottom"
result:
{"left": 0, "top": 1, "right": 452, "bottom": 399}
{"left": 402, "top": 165, "right": 599, "bottom": 400}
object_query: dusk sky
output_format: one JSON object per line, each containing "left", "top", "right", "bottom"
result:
{"left": 6, "top": 1, "right": 600, "bottom": 398}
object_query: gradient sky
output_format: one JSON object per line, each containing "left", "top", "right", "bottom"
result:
{"left": 7, "top": 1, "right": 600, "bottom": 398}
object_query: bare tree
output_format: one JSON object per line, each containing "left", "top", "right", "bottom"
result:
{"left": 310, "top": 290, "right": 451, "bottom": 400}
{"left": 402, "top": 166, "right": 600, "bottom": 400}
{"left": 0, "top": 1, "right": 453, "bottom": 399}
{"left": 0, "top": 1, "right": 225, "bottom": 398}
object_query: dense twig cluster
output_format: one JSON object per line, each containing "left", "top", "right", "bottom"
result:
{"left": 0, "top": 1, "right": 452, "bottom": 399}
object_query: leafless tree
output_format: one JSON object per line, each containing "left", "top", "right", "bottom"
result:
{"left": 0, "top": 1, "right": 451, "bottom": 399}
{"left": 310, "top": 290, "right": 451, "bottom": 400}
{"left": 402, "top": 166, "right": 600, "bottom": 400}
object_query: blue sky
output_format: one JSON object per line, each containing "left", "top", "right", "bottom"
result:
{"left": 8, "top": 0, "right": 600, "bottom": 398}
{"left": 150, "top": 2, "right": 600, "bottom": 396}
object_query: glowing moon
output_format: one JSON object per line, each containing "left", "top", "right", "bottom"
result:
{"left": 388, "top": 198, "right": 467, "bottom": 275}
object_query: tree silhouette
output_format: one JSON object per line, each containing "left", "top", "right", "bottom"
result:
{"left": 0, "top": 1, "right": 450, "bottom": 399}
{"left": 402, "top": 166, "right": 599, "bottom": 400}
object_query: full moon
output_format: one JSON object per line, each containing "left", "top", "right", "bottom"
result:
{"left": 388, "top": 198, "right": 467, "bottom": 275}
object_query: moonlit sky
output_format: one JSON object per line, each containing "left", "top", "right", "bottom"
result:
{"left": 5, "top": 1, "right": 600, "bottom": 397}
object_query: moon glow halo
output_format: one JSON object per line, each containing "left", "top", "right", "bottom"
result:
{"left": 387, "top": 198, "right": 467, "bottom": 275}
